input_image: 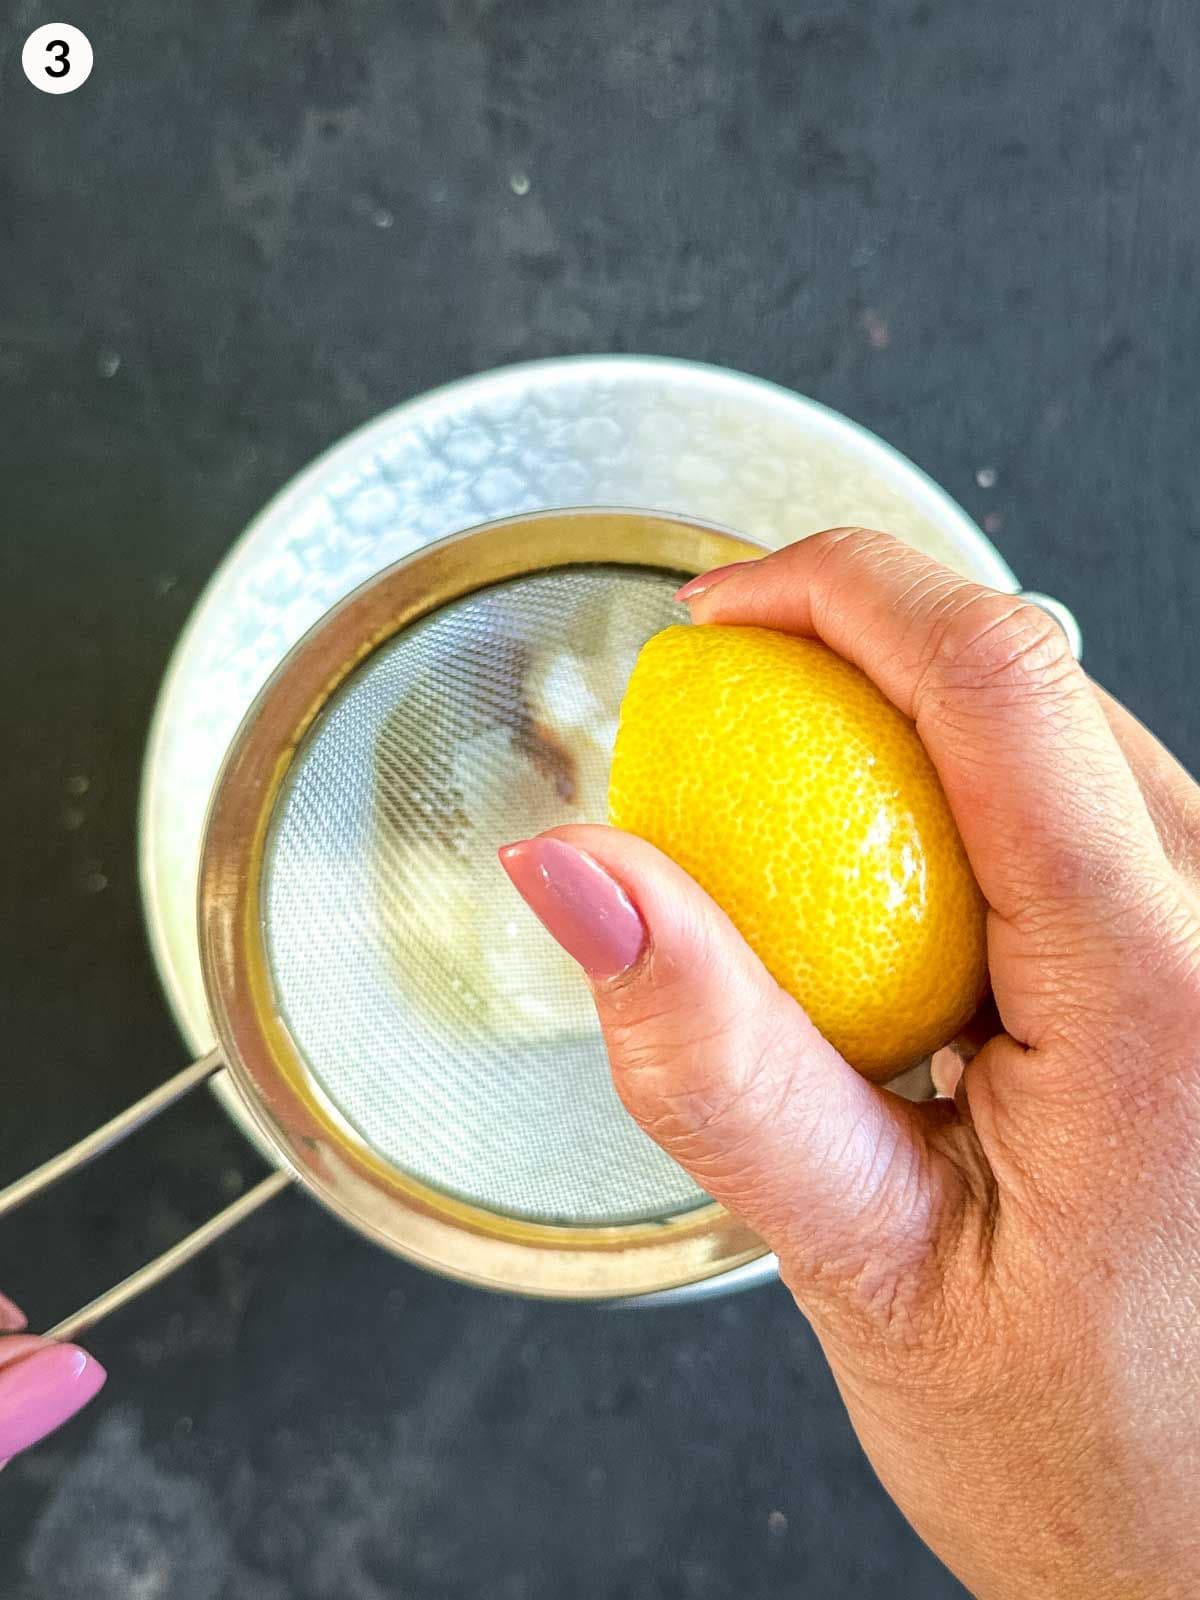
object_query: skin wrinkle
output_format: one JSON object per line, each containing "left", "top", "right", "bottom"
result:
{"left": 938, "top": 704, "right": 1107, "bottom": 777}
{"left": 806, "top": 522, "right": 872, "bottom": 609}
{"left": 780, "top": 1105, "right": 966, "bottom": 1346}
{"left": 840, "top": 1132, "right": 941, "bottom": 1313}
{"left": 804, "top": 537, "right": 1065, "bottom": 728}
{"left": 985, "top": 850, "right": 1185, "bottom": 989}
{"left": 895, "top": 1311, "right": 1036, "bottom": 1440}
{"left": 955, "top": 1036, "right": 1072, "bottom": 1225}
{"left": 935, "top": 1147, "right": 1001, "bottom": 1317}
{"left": 635, "top": 1040, "right": 795, "bottom": 1175}
{"left": 607, "top": 975, "right": 790, "bottom": 1128}
{"left": 597, "top": 868, "right": 893, "bottom": 1192}
{"left": 604, "top": 931, "right": 889, "bottom": 1214}
{"left": 928, "top": 651, "right": 1085, "bottom": 719}
{"left": 1030, "top": 942, "right": 1200, "bottom": 1078}
{"left": 984, "top": 915, "right": 1045, "bottom": 1041}
{"left": 867, "top": 568, "right": 973, "bottom": 683}
{"left": 834, "top": 553, "right": 977, "bottom": 691}
{"left": 811, "top": 538, "right": 935, "bottom": 661}
{"left": 923, "top": 1098, "right": 1002, "bottom": 1225}
{"left": 909, "top": 594, "right": 1071, "bottom": 720}
{"left": 628, "top": 1009, "right": 873, "bottom": 1218}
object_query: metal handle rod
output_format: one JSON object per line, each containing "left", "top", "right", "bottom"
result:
{"left": 43, "top": 1169, "right": 292, "bottom": 1342}
{"left": 0, "top": 1049, "right": 223, "bottom": 1220}
{"left": 3, "top": 1048, "right": 294, "bottom": 1336}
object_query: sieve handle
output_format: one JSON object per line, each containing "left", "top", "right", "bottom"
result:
{"left": 0, "top": 1050, "right": 293, "bottom": 1340}
{"left": 0, "top": 1050, "right": 224, "bottom": 1218}
{"left": 43, "top": 1169, "right": 291, "bottom": 1343}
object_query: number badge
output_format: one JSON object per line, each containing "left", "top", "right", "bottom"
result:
{"left": 22, "top": 23, "right": 93, "bottom": 93}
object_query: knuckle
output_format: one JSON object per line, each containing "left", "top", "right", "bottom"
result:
{"left": 604, "top": 951, "right": 801, "bottom": 1178}
{"left": 807, "top": 523, "right": 884, "bottom": 550}
{"left": 914, "top": 591, "right": 1076, "bottom": 715}
{"left": 611, "top": 1004, "right": 793, "bottom": 1166}
{"left": 807, "top": 524, "right": 896, "bottom": 583}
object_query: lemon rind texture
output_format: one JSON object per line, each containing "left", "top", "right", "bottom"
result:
{"left": 609, "top": 625, "right": 988, "bottom": 1080}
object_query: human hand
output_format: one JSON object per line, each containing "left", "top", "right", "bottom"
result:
{"left": 501, "top": 528, "right": 1200, "bottom": 1599}
{"left": 0, "top": 1292, "right": 105, "bottom": 1470}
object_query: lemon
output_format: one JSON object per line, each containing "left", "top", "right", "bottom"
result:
{"left": 608, "top": 624, "right": 988, "bottom": 1081}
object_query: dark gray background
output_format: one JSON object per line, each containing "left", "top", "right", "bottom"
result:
{"left": 2, "top": 0, "right": 1197, "bottom": 1595}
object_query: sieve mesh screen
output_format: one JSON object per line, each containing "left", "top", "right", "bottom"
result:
{"left": 263, "top": 566, "right": 708, "bottom": 1226}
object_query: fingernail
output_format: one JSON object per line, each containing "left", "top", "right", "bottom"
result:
{"left": 0, "top": 1293, "right": 26, "bottom": 1332}
{"left": 499, "top": 837, "right": 647, "bottom": 979}
{"left": 0, "top": 1344, "right": 106, "bottom": 1460}
{"left": 673, "top": 561, "right": 757, "bottom": 603}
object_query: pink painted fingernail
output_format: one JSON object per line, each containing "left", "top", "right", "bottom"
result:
{"left": 499, "top": 837, "right": 647, "bottom": 980}
{"left": 0, "top": 1293, "right": 26, "bottom": 1332}
{"left": 673, "top": 561, "right": 757, "bottom": 603}
{"left": 0, "top": 1344, "right": 106, "bottom": 1460}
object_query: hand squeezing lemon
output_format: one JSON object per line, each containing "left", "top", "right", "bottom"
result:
{"left": 608, "top": 623, "right": 988, "bottom": 1081}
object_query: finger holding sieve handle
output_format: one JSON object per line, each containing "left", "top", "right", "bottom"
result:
{"left": 0, "top": 1311, "right": 105, "bottom": 1467}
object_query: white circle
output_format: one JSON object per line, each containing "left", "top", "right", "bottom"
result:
{"left": 22, "top": 24, "right": 93, "bottom": 94}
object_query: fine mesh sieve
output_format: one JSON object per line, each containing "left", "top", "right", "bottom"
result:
{"left": 264, "top": 567, "right": 705, "bottom": 1226}
{"left": 1, "top": 510, "right": 770, "bottom": 1332}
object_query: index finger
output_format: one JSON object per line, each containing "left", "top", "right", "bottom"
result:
{"left": 684, "top": 528, "right": 1167, "bottom": 932}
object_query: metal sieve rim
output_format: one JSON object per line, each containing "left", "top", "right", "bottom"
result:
{"left": 197, "top": 507, "right": 771, "bottom": 1299}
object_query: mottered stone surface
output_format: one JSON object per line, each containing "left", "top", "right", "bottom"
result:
{"left": 2, "top": 0, "right": 1198, "bottom": 1594}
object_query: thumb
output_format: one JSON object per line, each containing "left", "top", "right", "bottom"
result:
{"left": 500, "top": 825, "right": 947, "bottom": 1303}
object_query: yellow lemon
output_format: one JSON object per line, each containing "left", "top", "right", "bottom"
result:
{"left": 608, "top": 624, "right": 988, "bottom": 1081}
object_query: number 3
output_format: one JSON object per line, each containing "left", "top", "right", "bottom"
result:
{"left": 45, "top": 39, "right": 70, "bottom": 77}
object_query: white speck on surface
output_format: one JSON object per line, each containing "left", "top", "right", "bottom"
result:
{"left": 509, "top": 172, "right": 531, "bottom": 196}
{"left": 66, "top": 774, "right": 90, "bottom": 796}
{"left": 975, "top": 466, "right": 998, "bottom": 489}
{"left": 98, "top": 349, "right": 121, "bottom": 378}
{"left": 154, "top": 573, "right": 179, "bottom": 597}
{"left": 859, "top": 308, "right": 890, "bottom": 349}
{"left": 220, "top": 1168, "right": 244, "bottom": 1196}
{"left": 62, "top": 805, "right": 85, "bottom": 831}
{"left": 85, "top": 871, "right": 109, "bottom": 893}
{"left": 767, "top": 1510, "right": 788, "bottom": 1536}
{"left": 372, "top": 207, "right": 394, "bottom": 229}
